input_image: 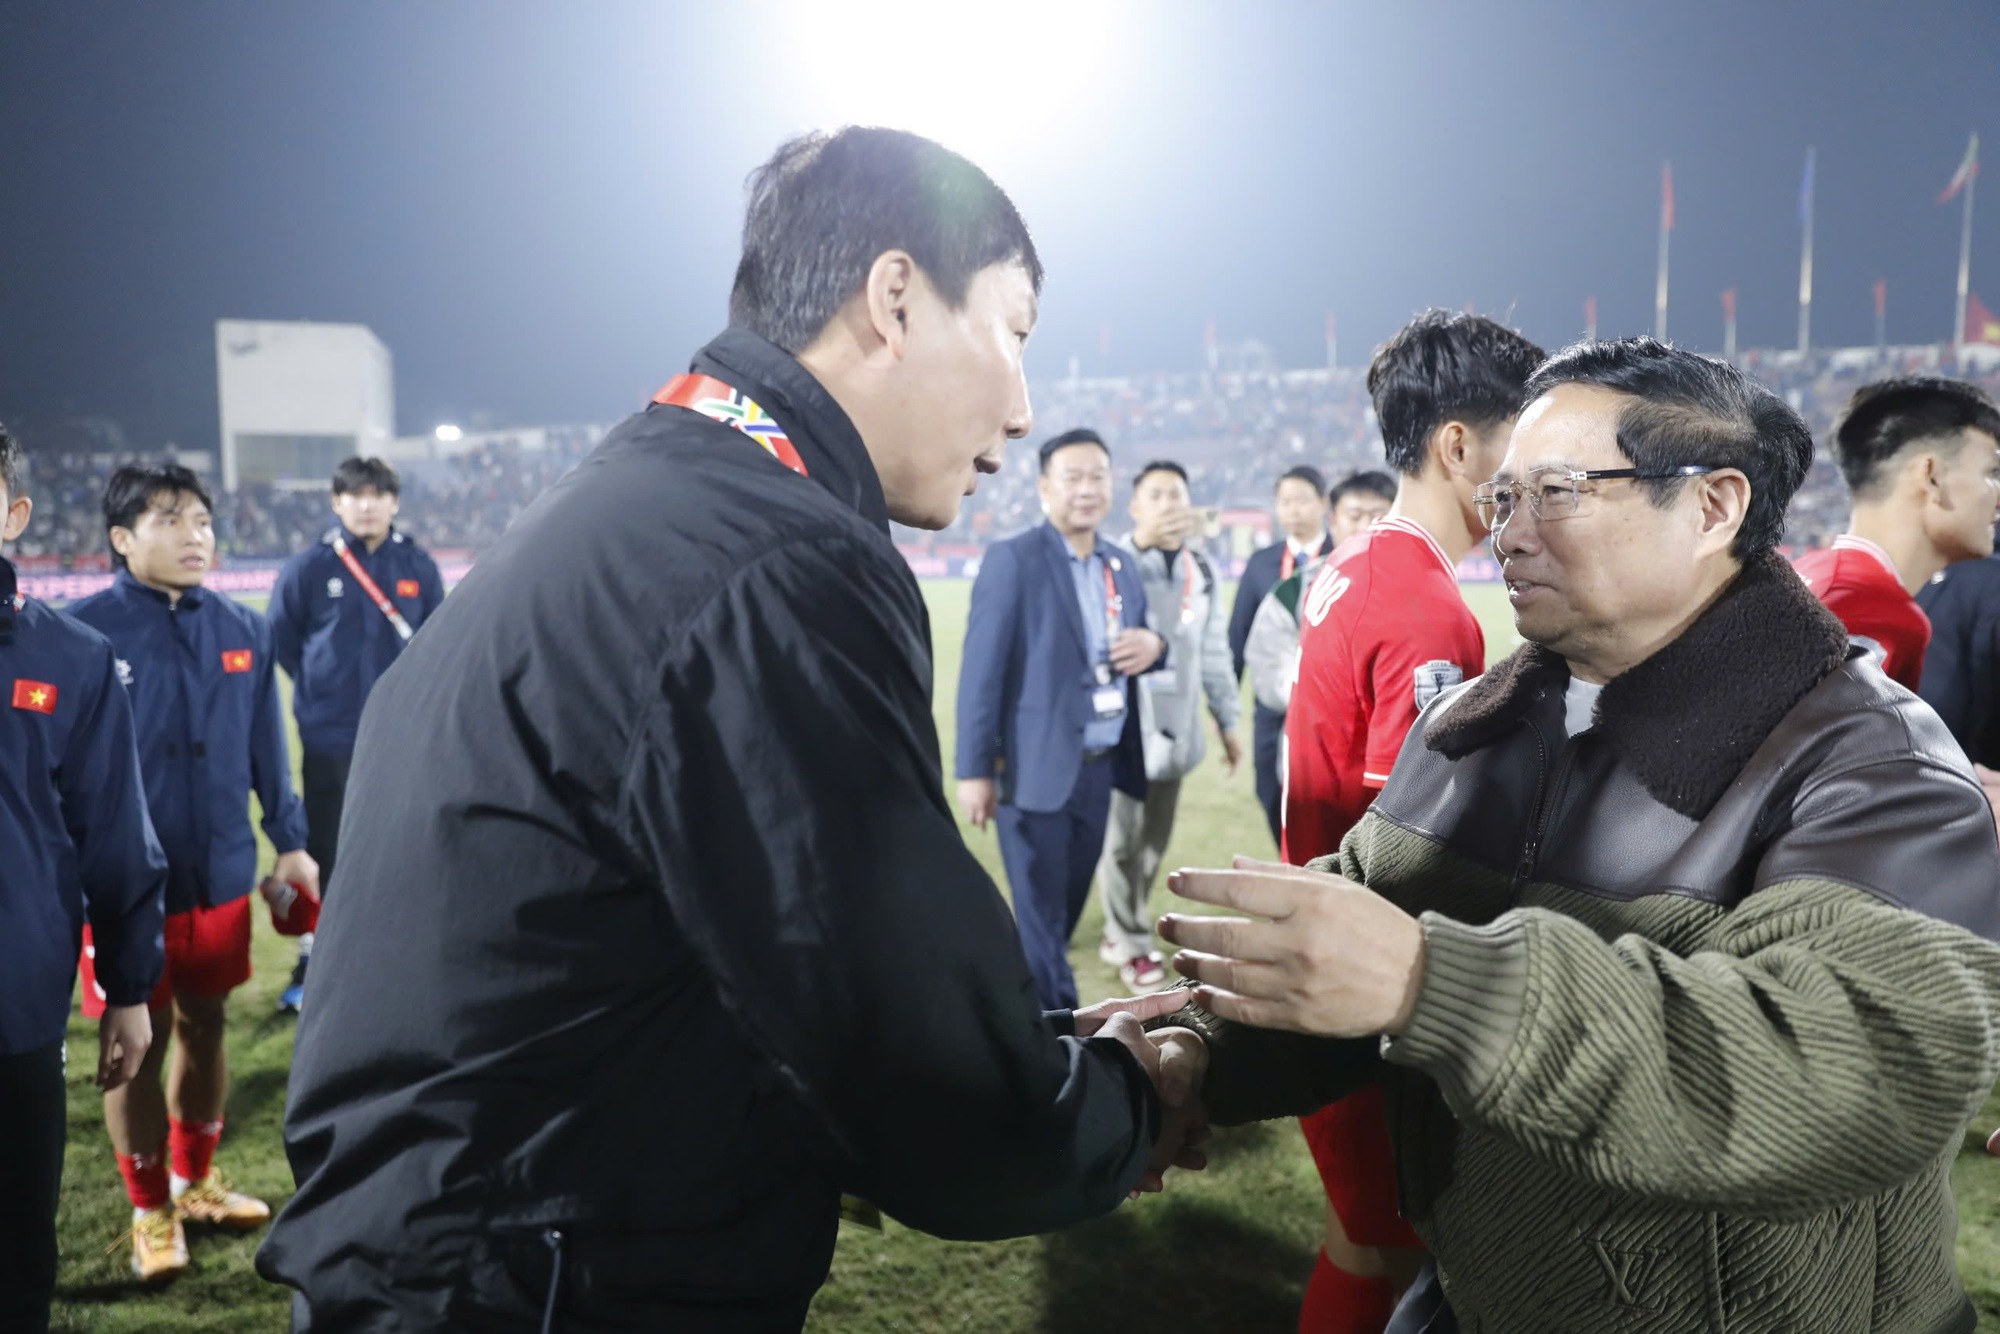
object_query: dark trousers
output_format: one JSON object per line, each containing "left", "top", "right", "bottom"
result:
{"left": 301, "top": 749, "right": 353, "bottom": 901}
{"left": 1253, "top": 705, "right": 1284, "bottom": 850}
{"left": 0, "top": 1042, "right": 66, "bottom": 1333}
{"left": 997, "top": 755, "right": 1116, "bottom": 1010}
{"left": 1384, "top": 1260, "right": 1457, "bottom": 1334}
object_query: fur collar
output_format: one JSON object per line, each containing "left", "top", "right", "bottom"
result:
{"left": 1424, "top": 550, "right": 1851, "bottom": 820}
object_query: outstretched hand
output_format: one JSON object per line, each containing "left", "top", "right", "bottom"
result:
{"left": 1159, "top": 855, "right": 1427, "bottom": 1038}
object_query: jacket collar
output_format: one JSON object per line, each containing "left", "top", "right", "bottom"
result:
{"left": 324, "top": 524, "right": 399, "bottom": 552}
{"left": 114, "top": 567, "right": 204, "bottom": 611}
{"left": 1424, "top": 549, "right": 1851, "bottom": 820}
{"left": 690, "top": 328, "right": 890, "bottom": 531}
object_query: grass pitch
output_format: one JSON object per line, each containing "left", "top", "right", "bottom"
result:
{"left": 47, "top": 582, "right": 2000, "bottom": 1331}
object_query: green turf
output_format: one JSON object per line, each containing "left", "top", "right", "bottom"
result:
{"left": 47, "top": 581, "right": 2000, "bottom": 1331}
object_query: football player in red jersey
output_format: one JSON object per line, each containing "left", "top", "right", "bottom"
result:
{"left": 1281, "top": 311, "right": 1544, "bottom": 1333}
{"left": 1795, "top": 377, "right": 2000, "bottom": 690}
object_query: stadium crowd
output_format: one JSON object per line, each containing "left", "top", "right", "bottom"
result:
{"left": 7, "top": 349, "right": 1999, "bottom": 566}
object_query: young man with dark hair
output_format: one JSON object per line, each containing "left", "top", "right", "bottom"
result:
{"left": 1328, "top": 470, "right": 1397, "bottom": 545}
{"left": 1282, "top": 310, "right": 1544, "bottom": 1334}
{"left": 1230, "top": 464, "right": 1335, "bottom": 844}
{"left": 261, "top": 128, "right": 1202, "bottom": 1329}
{"left": 1795, "top": 376, "right": 2000, "bottom": 690}
{"left": 266, "top": 455, "right": 443, "bottom": 1011}
{"left": 1096, "top": 460, "right": 1239, "bottom": 990}
{"left": 1165, "top": 338, "right": 2000, "bottom": 1333}
{"left": 0, "top": 429, "right": 165, "bottom": 1326}
{"left": 958, "top": 429, "right": 1168, "bottom": 1008}
{"left": 67, "top": 463, "right": 318, "bottom": 1280}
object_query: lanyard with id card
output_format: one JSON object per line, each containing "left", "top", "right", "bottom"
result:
{"left": 1091, "top": 559, "right": 1127, "bottom": 720}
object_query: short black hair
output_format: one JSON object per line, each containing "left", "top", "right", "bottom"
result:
{"left": 1329, "top": 469, "right": 1398, "bottom": 506}
{"left": 1133, "top": 460, "right": 1189, "bottom": 490}
{"left": 1831, "top": 376, "right": 2000, "bottom": 499}
{"left": 104, "top": 463, "right": 214, "bottom": 571}
{"left": 0, "top": 423, "right": 20, "bottom": 500}
{"left": 1039, "top": 428, "right": 1109, "bottom": 472}
{"left": 1522, "top": 337, "right": 1813, "bottom": 561}
{"left": 728, "top": 127, "right": 1043, "bottom": 355}
{"left": 331, "top": 456, "right": 400, "bottom": 496}
{"left": 1367, "top": 310, "right": 1546, "bottom": 476}
{"left": 1275, "top": 465, "right": 1325, "bottom": 496}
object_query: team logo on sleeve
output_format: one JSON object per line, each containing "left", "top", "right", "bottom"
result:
{"left": 1302, "top": 570, "right": 1352, "bottom": 626}
{"left": 1414, "top": 660, "right": 1464, "bottom": 708}
{"left": 11, "top": 679, "right": 57, "bottom": 714}
{"left": 221, "top": 649, "right": 254, "bottom": 674}
{"left": 326, "top": 577, "right": 344, "bottom": 598}
{"left": 115, "top": 659, "right": 134, "bottom": 687}
{"left": 396, "top": 579, "right": 420, "bottom": 598}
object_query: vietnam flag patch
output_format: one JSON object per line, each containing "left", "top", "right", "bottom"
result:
{"left": 12, "top": 679, "right": 57, "bottom": 714}
{"left": 396, "top": 579, "right": 420, "bottom": 599}
{"left": 221, "top": 649, "right": 254, "bottom": 674}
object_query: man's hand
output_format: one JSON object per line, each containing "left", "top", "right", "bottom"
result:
{"left": 1135, "top": 506, "right": 1204, "bottom": 552}
{"left": 1217, "top": 726, "right": 1244, "bottom": 776}
{"left": 1158, "top": 856, "right": 1427, "bottom": 1037}
{"left": 97, "top": 1003, "right": 152, "bottom": 1091}
{"left": 1109, "top": 627, "right": 1166, "bottom": 676}
{"left": 1093, "top": 1014, "right": 1211, "bottom": 1194}
{"left": 1072, "top": 989, "right": 1191, "bottom": 1036}
{"left": 957, "top": 778, "right": 998, "bottom": 831}
{"left": 271, "top": 847, "right": 321, "bottom": 900}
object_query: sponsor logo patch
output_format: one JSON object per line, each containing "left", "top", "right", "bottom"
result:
{"left": 1414, "top": 660, "right": 1464, "bottom": 708}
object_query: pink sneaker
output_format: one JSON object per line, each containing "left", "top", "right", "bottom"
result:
{"left": 1119, "top": 953, "right": 1168, "bottom": 991}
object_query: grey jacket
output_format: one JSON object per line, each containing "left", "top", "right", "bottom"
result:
{"left": 1121, "top": 538, "right": 1240, "bottom": 781}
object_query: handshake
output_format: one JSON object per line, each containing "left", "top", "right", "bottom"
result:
{"left": 1071, "top": 989, "right": 1214, "bottom": 1198}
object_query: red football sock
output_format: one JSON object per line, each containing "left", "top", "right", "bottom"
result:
{"left": 116, "top": 1146, "right": 171, "bottom": 1211}
{"left": 169, "top": 1117, "right": 224, "bottom": 1185}
{"left": 1299, "top": 1249, "right": 1398, "bottom": 1334}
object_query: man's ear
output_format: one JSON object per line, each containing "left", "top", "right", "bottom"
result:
{"left": 2, "top": 495, "right": 31, "bottom": 543}
{"left": 1695, "top": 469, "right": 1751, "bottom": 553}
{"left": 862, "top": 250, "right": 918, "bottom": 362}
{"left": 1433, "top": 422, "right": 1469, "bottom": 479}
{"left": 109, "top": 524, "right": 135, "bottom": 560}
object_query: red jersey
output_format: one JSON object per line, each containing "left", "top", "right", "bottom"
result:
{"left": 1282, "top": 517, "right": 1484, "bottom": 865}
{"left": 1793, "top": 535, "right": 1931, "bottom": 690}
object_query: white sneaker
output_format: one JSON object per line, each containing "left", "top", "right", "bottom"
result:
{"left": 1098, "top": 937, "right": 1124, "bottom": 967}
{"left": 1119, "top": 953, "right": 1168, "bottom": 991}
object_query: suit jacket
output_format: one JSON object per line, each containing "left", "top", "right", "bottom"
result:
{"left": 1917, "top": 554, "right": 2000, "bottom": 766}
{"left": 956, "top": 522, "right": 1152, "bottom": 812}
{"left": 1228, "top": 532, "right": 1333, "bottom": 683}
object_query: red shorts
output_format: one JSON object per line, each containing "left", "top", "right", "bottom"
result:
{"left": 79, "top": 895, "right": 253, "bottom": 1018}
{"left": 1299, "top": 1086, "right": 1424, "bottom": 1250}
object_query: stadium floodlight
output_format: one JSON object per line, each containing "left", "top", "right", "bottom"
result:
{"left": 776, "top": 0, "right": 1135, "bottom": 166}
{"left": 434, "top": 424, "right": 463, "bottom": 443}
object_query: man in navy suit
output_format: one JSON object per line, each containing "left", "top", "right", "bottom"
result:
{"left": 957, "top": 429, "right": 1167, "bottom": 1008}
{"left": 1228, "top": 465, "right": 1338, "bottom": 845}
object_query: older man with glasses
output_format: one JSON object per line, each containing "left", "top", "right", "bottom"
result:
{"left": 1157, "top": 337, "right": 2000, "bottom": 1334}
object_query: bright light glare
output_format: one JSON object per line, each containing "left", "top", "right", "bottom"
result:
{"left": 434, "top": 423, "right": 462, "bottom": 443}
{"left": 778, "top": 0, "right": 1135, "bottom": 166}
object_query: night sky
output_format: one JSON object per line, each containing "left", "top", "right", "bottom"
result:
{"left": 3, "top": 0, "right": 1996, "bottom": 450}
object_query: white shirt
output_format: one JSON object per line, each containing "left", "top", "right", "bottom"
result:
{"left": 1564, "top": 678, "right": 1604, "bottom": 738}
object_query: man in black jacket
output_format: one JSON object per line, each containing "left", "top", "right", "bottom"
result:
{"left": 258, "top": 128, "right": 1202, "bottom": 1331}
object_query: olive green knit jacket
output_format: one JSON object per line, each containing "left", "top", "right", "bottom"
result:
{"left": 1195, "top": 554, "right": 2000, "bottom": 1333}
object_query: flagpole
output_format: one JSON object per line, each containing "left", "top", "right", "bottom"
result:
{"left": 1656, "top": 162, "right": 1672, "bottom": 341}
{"left": 1798, "top": 147, "right": 1815, "bottom": 355}
{"left": 1957, "top": 165, "right": 1976, "bottom": 361}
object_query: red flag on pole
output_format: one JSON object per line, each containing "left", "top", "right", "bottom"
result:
{"left": 1661, "top": 163, "right": 1675, "bottom": 232}
{"left": 1940, "top": 134, "right": 1980, "bottom": 204}
{"left": 1584, "top": 295, "right": 1597, "bottom": 332}
{"left": 1874, "top": 279, "right": 1887, "bottom": 319}
{"left": 1721, "top": 288, "right": 1736, "bottom": 320}
{"left": 1325, "top": 311, "right": 1337, "bottom": 342}
{"left": 1969, "top": 294, "right": 2000, "bottom": 346}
